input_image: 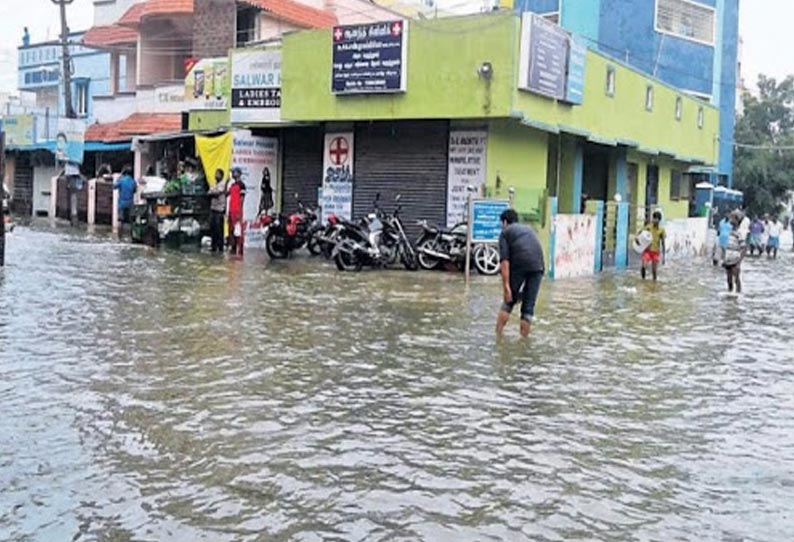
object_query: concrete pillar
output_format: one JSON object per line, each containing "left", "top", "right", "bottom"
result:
{"left": 87, "top": 179, "right": 97, "bottom": 226}
{"left": 615, "top": 201, "right": 630, "bottom": 269}
{"left": 49, "top": 175, "right": 58, "bottom": 221}
{"left": 548, "top": 196, "right": 558, "bottom": 279}
{"left": 593, "top": 200, "right": 604, "bottom": 273}
{"left": 615, "top": 147, "right": 628, "bottom": 200}
{"left": 573, "top": 143, "right": 584, "bottom": 214}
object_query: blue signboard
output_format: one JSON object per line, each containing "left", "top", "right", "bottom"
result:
{"left": 565, "top": 35, "right": 587, "bottom": 105}
{"left": 471, "top": 199, "right": 510, "bottom": 244}
{"left": 520, "top": 13, "right": 569, "bottom": 100}
{"left": 332, "top": 20, "right": 407, "bottom": 95}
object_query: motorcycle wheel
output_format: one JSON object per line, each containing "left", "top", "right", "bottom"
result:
{"left": 321, "top": 230, "right": 339, "bottom": 259}
{"left": 401, "top": 244, "right": 419, "bottom": 271}
{"left": 335, "top": 247, "right": 362, "bottom": 272}
{"left": 266, "top": 232, "right": 289, "bottom": 259}
{"left": 416, "top": 238, "right": 441, "bottom": 270}
{"left": 307, "top": 236, "right": 322, "bottom": 256}
{"left": 473, "top": 244, "right": 500, "bottom": 275}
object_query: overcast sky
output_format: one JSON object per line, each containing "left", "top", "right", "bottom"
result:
{"left": 0, "top": 0, "right": 790, "bottom": 94}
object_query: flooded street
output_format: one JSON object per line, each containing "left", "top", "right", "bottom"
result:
{"left": 2, "top": 225, "right": 793, "bottom": 542}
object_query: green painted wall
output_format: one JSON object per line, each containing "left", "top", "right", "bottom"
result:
{"left": 485, "top": 120, "right": 548, "bottom": 221}
{"left": 189, "top": 110, "right": 229, "bottom": 132}
{"left": 282, "top": 14, "right": 516, "bottom": 121}
{"left": 556, "top": 136, "right": 579, "bottom": 214}
{"left": 281, "top": 12, "right": 718, "bottom": 166}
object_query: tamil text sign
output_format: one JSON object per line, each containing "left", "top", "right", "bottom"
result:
{"left": 471, "top": 199, "right": 509, "bottom": 244}
{"left": 231, "top": 49, "right": 281, "bottom": 124}
{"left": 332, "top": 20, "right": 408, "bottom": 94}
{"left": 321, "top": 132, "right": 354, "bottom": 223}
{"left": 447, "top": 130, "right": 487, "bottom": 228}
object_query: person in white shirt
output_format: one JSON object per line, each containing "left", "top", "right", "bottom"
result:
{"left": 766, "top": 216, "right": 782, "bottom": 259}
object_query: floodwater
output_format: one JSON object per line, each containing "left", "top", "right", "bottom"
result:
{"left": 2, "top": 224, "right": 793, "bottom": 542}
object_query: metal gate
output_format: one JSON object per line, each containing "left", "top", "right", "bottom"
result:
{"left": 12, "top": 158, "right": 33, "bottom": 216}
{"left": 281, "top": 126, "right": 324, "bottom": 214}
{"left": 353, "top": 121, "right": 448, "bottom": 238}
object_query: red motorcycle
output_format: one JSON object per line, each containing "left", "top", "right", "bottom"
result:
{"left": 264, "top": 198, "right": 321, "bottom": 259}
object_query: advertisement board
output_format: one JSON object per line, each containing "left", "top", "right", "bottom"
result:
{"left": 185, "top": 57, "right": 229, "bottom": 110}
{"left": 3, "top": 114, "right": 35, "bottom": 147}
{"left": 519, "top": 13, "right": 569, "bottom": 100}
{"left": 54, "top": 118, "right": 86, "bottom": 165}
{"left": 471, "top": 199, "right": 510, "bottom": 244}
{"left": 321, "top": 132, "right": 354, "bottom": 223}
{"left": 231, "top": 49, "right": 281, "bottom": 124}
{"left": 332, "top": 20, "right": 408, "bottom": 94}
{"left": 231, "top": 130, "right": 279, "bottom": 249}
{"left": 447, "top": 130, "right": 487, "bottom": 228}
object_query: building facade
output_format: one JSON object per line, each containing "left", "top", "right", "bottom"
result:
{"left": 517, "top": 0, "right": 739, "bottom": 186}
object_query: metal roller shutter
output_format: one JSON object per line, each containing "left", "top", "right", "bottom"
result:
{"left": 354, "top": 121, "right": 448, "bottom": 239}
{"left": 12, "top": 159, "right": 33, "bottom": 216}
{"left": 281, "top": 127, "right": 324, "bottom": 215}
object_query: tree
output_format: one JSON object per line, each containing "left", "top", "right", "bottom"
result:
{"left": 733, "top": 75, "right": 794, "bottom": 216}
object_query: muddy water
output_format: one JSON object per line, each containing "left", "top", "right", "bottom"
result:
{"left": 1, "top": 225, "right": 793, "bottom": 541}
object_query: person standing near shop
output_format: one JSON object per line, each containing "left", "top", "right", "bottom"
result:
{"left": 114, "top": 166, "right": 137, "bottom": 237}
{"left": 208, "top": 168, "right": 228, "bottom": 253}
{"left": 496, "top": 209, "right": 545, "bottom": 339}
{"left": 228, "top": 167, "right": 247, "bottom": 256}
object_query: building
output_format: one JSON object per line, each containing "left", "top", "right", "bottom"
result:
{"left": 516, "top": 0, "right": 739, "bottom": 186}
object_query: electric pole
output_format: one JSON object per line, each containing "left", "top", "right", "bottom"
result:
{"left": 53, "top": 0, "right": 75, "bottom": 120}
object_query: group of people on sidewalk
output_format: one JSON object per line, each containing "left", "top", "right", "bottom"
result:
{"left": 208, "top": 168, "right": 247, "bottom": 255}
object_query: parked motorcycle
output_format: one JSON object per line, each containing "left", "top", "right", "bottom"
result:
{"left": 313, "top": 213, "right": 344, "bottom": 259}
{"left": 415, "top": 220, "right": 501, "bottom": 275}
{"left": 333, "top": 194, "right": 418, "bottom": 272}
{"left": 265, "top": 195, "right": 322, "bottom": 259}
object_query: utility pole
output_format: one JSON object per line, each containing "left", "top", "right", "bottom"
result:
{"left": 53, "top": 0, "right": 78, "bottom": 225}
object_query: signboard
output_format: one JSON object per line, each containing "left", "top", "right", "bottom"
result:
{"left": 231, "top": 130, "right": 279, "bottom": 250}
{"left": 447, "top": 130, "right": 487, "bottom": 228}
{"left": 54, "top": 118, "right": 86, "bottom": 165}
{"left": 184, "top": 57, "right": 229, "bottom": 110}
{"left": 565, "top": 35, "right": 587, "bottom": 105}
{"left": 3, "top": 114, "right": 35, "bottom": 147}
{"left": 332, "top": 20, "right": 408, "bottom": 94}
{"left": 321, "top": 132, "right": 354, "bottom": 223}
{"left": 231, "top": 49, "right": 281, "bottom": 124}
{"left": 519, "top": 13, "right": 569, "bottom": 100}
{"left": 471, "top": 199, "right": 510, "bottom": 244}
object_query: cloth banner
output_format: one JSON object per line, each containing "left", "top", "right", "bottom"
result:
{"left": 195, "top": 132, "right": 233, "bottom": 185}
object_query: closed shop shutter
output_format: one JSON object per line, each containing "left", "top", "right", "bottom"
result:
{"left": 56, "top": 177, "right": 69, "bottom": 220}
{"left": 354, "top": 121, "right": 448, "bottom": 238}
{"left": 12, "top": 158, "right": 33, "bottom": 216}
{"left": 281, "top": 126, "right": 324, "bottom": 214}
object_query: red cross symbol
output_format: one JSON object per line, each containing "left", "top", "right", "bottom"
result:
{"left": 329, "top": 136, "right": 349, "bottom": 165}
{"left": 391, "top": 21, "right": 403, "bottom": 37}
{"left": 333, "top": 27, "right": 344, "bottom": 42}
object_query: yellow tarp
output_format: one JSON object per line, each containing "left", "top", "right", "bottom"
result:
{"left": 195, "top": 132, "right": 233, "bottom": 185}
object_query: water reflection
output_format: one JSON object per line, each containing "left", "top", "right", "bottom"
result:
{"left": 1, "top": 225, "right": 793, "bottom": 541}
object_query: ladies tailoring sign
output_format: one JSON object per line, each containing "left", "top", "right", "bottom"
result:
{"left": 231, "top": 49, "right": 281, "bottom": 124}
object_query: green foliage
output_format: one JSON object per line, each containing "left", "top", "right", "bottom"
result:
{"left": 733, "top": 75, "right": 794, "bottom": 216}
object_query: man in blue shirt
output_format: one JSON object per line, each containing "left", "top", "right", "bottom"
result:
{"left": 114, "top": 166, "right": 137, "bottom": 233}
{"left": 713, "top": 214, "right": 733, "bottom": 266}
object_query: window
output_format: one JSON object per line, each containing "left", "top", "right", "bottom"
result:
{"left": 645, "top": 85, "right": 654, "bottom": 111}
{"left": 236, "top": 6, "right": 258, "bottom": 46}
{"left": 675, "top": 96, "right": 683, "bottom": 120}
{"left": 697, "top": 106, "right": 704, "bottom": 129}
{"left": 670, "top": 170, "right": 682, "bottom": 200}
{"left": 74, "top": 80, "right": 89, "bottom": 117}
{"left": 606, "top": 66, "right": 616, "bottom": 97}
{"left": 656, "top": 0, "right": 716, "bottom": 45}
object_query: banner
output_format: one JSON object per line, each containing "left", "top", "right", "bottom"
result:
{"left": 231, "top": 130, "right": 279, "bottom": 249}
{"left": 195, "top": 132, "right": 233, "bottom": 185}
{"left": 553, "top": 214, "right": 597, "bottom": 279}
{"left": 185, "top": 57, "right": 229, "bottom": 110}
{"left": 321, "top": 132, "right": 354, "bottom": 223}
{"left": 447, "top": 130, "right": 487, "bottom": 227}
{"left": 332, "top": 20, "right": 408, "bottom": 94}
{"left": 664, "top": 217, "right": 708, "bottom": 260}
{"left": 54, "top": 118, "right": 86, "bottom": 165}
{"left": 3, "top": 114, "right": 34, "bottom": 146}
{"left": 231, "top": 49, "right": 281, "bottom": 124}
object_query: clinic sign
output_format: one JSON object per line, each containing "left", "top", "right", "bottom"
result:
{"left": 518, "top": 13, "right": 587, "bottom": 105}
{"left": 332, "top": 20, "right": 408, "bottom": 94}
{"left": 470, "top": 199, "right": 510, "bottom": 244}
{"left": 231, "top": 49, "right": 281, "bottom": 124}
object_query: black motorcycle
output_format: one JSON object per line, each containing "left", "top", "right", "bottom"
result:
{"left": 333, "top": 195, "right": 418, "bottom": 272}
{"left": 415, "top": 220, "right": 501, "bottom": 275}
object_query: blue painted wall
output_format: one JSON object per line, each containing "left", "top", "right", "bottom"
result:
{"left": 716, "top": 0, "right": 738, "bottom": 184}
{"left": 515, "top": 0, "right": 559, "bottom": 14}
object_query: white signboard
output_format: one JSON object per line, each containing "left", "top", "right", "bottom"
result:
{"left": 447, "top": 130, "right": 487, "bottom": 227}
{"left": 231, "top": 49, "right": 281, "bottom": 124}
{"left": 232, "top": 130, "right": 279, "bottom": 249}
{"left": 321, "top": 132, "right": 354, "bottom": 223}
